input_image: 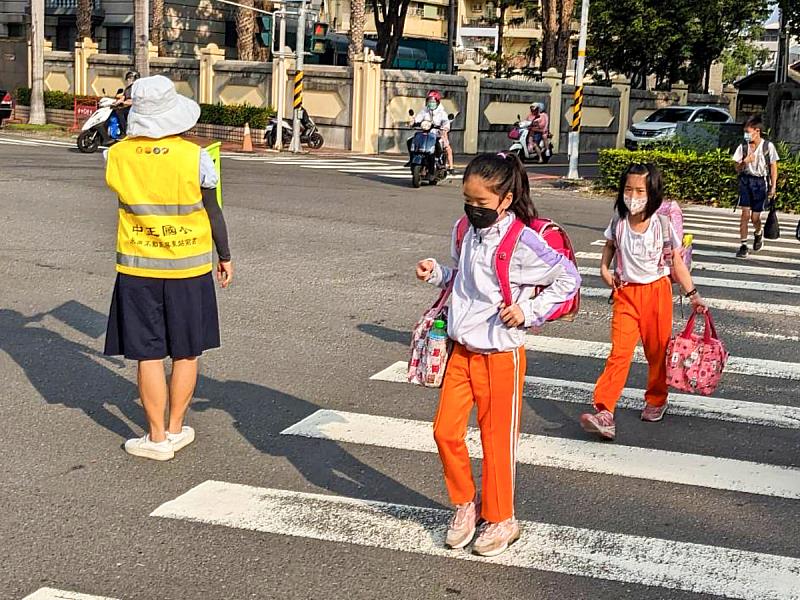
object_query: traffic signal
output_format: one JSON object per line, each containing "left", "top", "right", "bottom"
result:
{"left": 257, "top": 15, "right": 273, "bottom": 48}
{"left": 310, "top": 22, "right": 328, "bottom": 54}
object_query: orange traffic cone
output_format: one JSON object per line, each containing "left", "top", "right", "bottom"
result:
{"left": 241, "top": 122, "right": 254, "bottom": 152}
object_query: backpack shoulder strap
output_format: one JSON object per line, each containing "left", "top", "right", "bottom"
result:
{"left": 657, "top": 213, "right": 672, "bottom": 248}
{"left": 454, "top": 216, "right": 469, "bottom": 258}
{"left": 494, "top": 218, "right": 526, "bottom": 307}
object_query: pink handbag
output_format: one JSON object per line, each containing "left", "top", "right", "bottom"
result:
{"left": 666, "top": 310, "right": 729, "bottom": 395}
{"left": 408, "top": 284, "right": 452, "bottom": 387}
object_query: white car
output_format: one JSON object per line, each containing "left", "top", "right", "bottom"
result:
{"left": 625, "top": 105, "right": 733, "bottom": 150}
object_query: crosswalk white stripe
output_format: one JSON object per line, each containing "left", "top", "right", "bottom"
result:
{"left": 683, "top": 209, "right": 797, "bottom": 223}
{"left": 152, "top": 481, "right": 800, "bottom": 600}
{"left": 592, "top": 238, "right": 800, "bottom": 256}
{"left": 337, "top": 167, "right": 407, "bottom": 173}
{"left": 370, "top": 361, "right": 800, "bottom": 429}
{"left": 282, "top": 409, "right": 800, "bottom": 499}
{"left": 683, "top": 219, "right": 796, "bottom": 236}
{"left": 579, "top": 286, "right": 800, "bottom": 317}
{"left": 575, "top": 252, "right": 800, "bottom": 278}
{"left": 684, "top": 227, "right": 800, "bottom": 246}
{"left": 688, "top": 248, "right": 800, "bottom": 265}
{"left": 0, "top": 136, "right": 76, "bottom": 148}
{"left": 22, "top": 589, "right": 118, "bottom": 600}
{"left": 579, "top": 266, "right": 800, "bottom": 294}
{"left": 684, "top": 215, "right": 796, "bottom": 229}
{"left": 525, "top": 334, "right": 800, "bottom": 380}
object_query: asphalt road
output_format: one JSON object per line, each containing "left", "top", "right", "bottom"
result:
{"left": 0, "top": 136, "right": 798, "bottom": 600}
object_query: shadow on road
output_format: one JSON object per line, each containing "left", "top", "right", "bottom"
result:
{"left": 0, "top": 302, "right": 438, "bottom": 507}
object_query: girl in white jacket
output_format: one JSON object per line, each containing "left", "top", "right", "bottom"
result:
{"left": 416, "top": 153, "right": 580, "bottom": 557}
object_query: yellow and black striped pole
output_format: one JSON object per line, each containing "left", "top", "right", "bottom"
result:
{"left": 289, "top": 1, "right": 307, "bottom": 153}
{"left": 571, "top": 79, "right": 584, "bottom": 132}
{"left": 567, "top": 0, "right": 590, "bottom": 180}
{"left": 293, "top": 70, "right": 304, "bottom": 110}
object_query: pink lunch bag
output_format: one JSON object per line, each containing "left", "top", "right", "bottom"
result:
{"left": 408, "top": 285, "right": 452, "bottom": 387}
{"left": 666, "top": 310, "right": 729, "bottom": 396}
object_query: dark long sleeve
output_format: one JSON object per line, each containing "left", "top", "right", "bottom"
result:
{"left": 201, "top": 187, "right": 231, "bottom": 262}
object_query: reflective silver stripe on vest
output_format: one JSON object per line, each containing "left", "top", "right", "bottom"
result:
{"left": 118, "top": 199, "right": 205, "bottom": 216}
{"left": 116, "top": 251, "right": 212, "bottom": 271}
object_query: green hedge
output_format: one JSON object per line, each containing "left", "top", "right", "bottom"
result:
{"left": 598, "top": 148, "right": 800, "bottom": 213}
{"left": 14, "top": 87, "right": 99, "bottom": 110}
{"left": 15, "top": 88, "right": 274, "bottom": 129}
{"left": 198, "top": 103, "right": 275, "bottom": 129}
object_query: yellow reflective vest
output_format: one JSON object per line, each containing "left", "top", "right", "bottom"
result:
{"left": 106, "top": 136, "right": 213, "bottom": 279}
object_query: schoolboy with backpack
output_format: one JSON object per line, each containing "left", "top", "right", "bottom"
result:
{"left": 733, "top": 115, "right": 779, "bottom": 258}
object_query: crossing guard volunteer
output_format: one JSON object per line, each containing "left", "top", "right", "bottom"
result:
{"left": 103, "top": 75, "right": 233, "bottom": 461}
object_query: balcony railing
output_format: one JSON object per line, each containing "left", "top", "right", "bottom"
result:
{"left": 46, "top": 0, "right": 101, "bottom": 10}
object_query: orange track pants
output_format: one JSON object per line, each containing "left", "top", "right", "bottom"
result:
{"left": 433, "top": 343, "right": 525, "bottom": 523}
{"left": 593, "top": 277, "right": 673, "bottom": 412}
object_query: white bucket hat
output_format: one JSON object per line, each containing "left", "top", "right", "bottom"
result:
{"left": 126, "top": 75, "right": 201, "bottom": 139}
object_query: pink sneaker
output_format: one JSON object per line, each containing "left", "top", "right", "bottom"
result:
{"left": 473, "top": 518, "right": 520, "bottom": 557}
{"left": 641, "top": 401, "right": 668, "bottom": 422}
{"left": 445, "top": 501, "right": 479, "bottom": 549}
{"left": 580, "top": 409, "right": 616, "bottom": 440}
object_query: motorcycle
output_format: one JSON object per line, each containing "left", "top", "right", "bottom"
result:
{"left": 77, "top": 95, "right": 125, "bottom": 154}
{"left": 265, "top": 107, "right": 324, "bottom": 149}
{"left": 508, "top": 116, "right": 553, "bottom": 163}
{"left": 406, "top": 109, "right": 453, "bottom": 188}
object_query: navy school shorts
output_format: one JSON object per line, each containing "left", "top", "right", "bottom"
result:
{"left": 104, "top": 272, "right": 220, "bottom": 361}
{"left": 738, "top": 174, "right": 768, "bottom": 213}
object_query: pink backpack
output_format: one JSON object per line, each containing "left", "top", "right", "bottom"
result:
{"left": 455, "top": 216, "right": 580, "bottom": 322}
{"left": 666, "top": 310, "right": 728, "bottom": 396}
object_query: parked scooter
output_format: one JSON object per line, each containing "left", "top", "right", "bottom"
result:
{"left": 406, "top": 109, "right": 453, "bottom": 188}
{"left": 77, "top": 95, "right": 125, "bottom": 154}
{"left": 508, "top": 115, "right": 553, "bottom": 163}
{"left": 265, "top": 107, "right": 324, "bottom": 149}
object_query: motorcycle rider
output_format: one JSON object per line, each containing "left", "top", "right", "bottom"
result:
{"left": 526, "top": 102, "right": 549, "bottom": 163}
{"left": 408, "top": 90, "right": 453, "bottom": 173}
{"left": 113, "top": 70, "right": 140, "bottom": 137}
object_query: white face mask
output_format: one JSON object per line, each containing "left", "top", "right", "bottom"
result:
{"left": 624, "top": 195, "right": 648, "bottom": 215}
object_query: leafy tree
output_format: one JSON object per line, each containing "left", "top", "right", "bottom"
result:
{"left": 778, "top": 0, "right": 800, "bottom": 39}
{"left": 720, "top": 30, "right": 771, "bottom": 84}
{"left": 541, "top": 0, "right": 576, "bottom": 76}
{"left": 680, "top": 0, "right": 771, "bottom": 92}
{"left": 484, "top": 0, "right": 540, "bottom": 77}
{"left": 373, "top": 0, "right": 412, "bottom": 69}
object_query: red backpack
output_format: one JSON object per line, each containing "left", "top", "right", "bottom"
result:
{"left": 455, "top": 216, "right": 580, "bottom": 322}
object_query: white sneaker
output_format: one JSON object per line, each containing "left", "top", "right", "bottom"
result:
{"left": 167, "top": 426, "right": 196, "bottom": 452}
{"left": 124, "top": 434, "right": 174, "bottom": 461}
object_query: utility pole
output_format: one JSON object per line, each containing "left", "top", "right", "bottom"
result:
{"left": 775, "top": 6, "right": 788, "bottom": 84}
{"left": 566, "top": 0, "right": 589, "bottom": 180}
{"left": 29, "top": 0, "right": 46, "bottom": 125}
{"left": 134, "top": 0, "right": 150, "bottom": 76}
{"left": 274, "top": 2, "right": 288, "bottom": 150}
{"left": 447, "top": 0, "right": 456, "bottom": 74}
{"left": 289, "top": 0, "right": 306, "bottom": 153}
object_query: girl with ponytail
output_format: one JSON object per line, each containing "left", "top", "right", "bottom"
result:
{"left": 415, "top": 152, "right": 580, "bottom": 557}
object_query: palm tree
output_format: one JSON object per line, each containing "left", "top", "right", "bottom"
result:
{"left": 236, "top": 0, "right": 256, "bottom": 60}
{"left": 77, "top": 0, "right": 92, "bottom": 41}
{"left": 151, "top": 0, "right": 165, "bottom": 56}
{"left": 349, "top": 0, "right": 365, "bottom": 63}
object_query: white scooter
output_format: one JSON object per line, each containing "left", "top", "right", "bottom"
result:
{"left": 508, "top": 116, "right": 553, "bottom": 163}
{"left": 77, "top": 96, "right": 124, "bottom": 153}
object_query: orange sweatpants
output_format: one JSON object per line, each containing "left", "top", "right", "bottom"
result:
{"left": 593, "top": 276, "right": 673, "bottom": 412}
{"left": 433, "top": 342, "right": 525, "bottom": 523}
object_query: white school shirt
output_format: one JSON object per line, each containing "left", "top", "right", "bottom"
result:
{"left": 604, "top": 215, "right": 682, "bottom": 285}
{"left": 426, "top": 213, "right": 581, "bottom": 353}
{"left": 732, "top": 140, "right": 779, "bottom": 179}
{"left": 413, "top": 105, "right": 451, "bottom": 131}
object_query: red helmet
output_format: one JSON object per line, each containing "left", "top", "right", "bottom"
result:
{"left": 426, "top": 90, "right": 442, "bottom": 103}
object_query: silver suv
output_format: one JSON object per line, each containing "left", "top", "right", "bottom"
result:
{"left": 625, "top": 105, "right": 733, "bottom": 150}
